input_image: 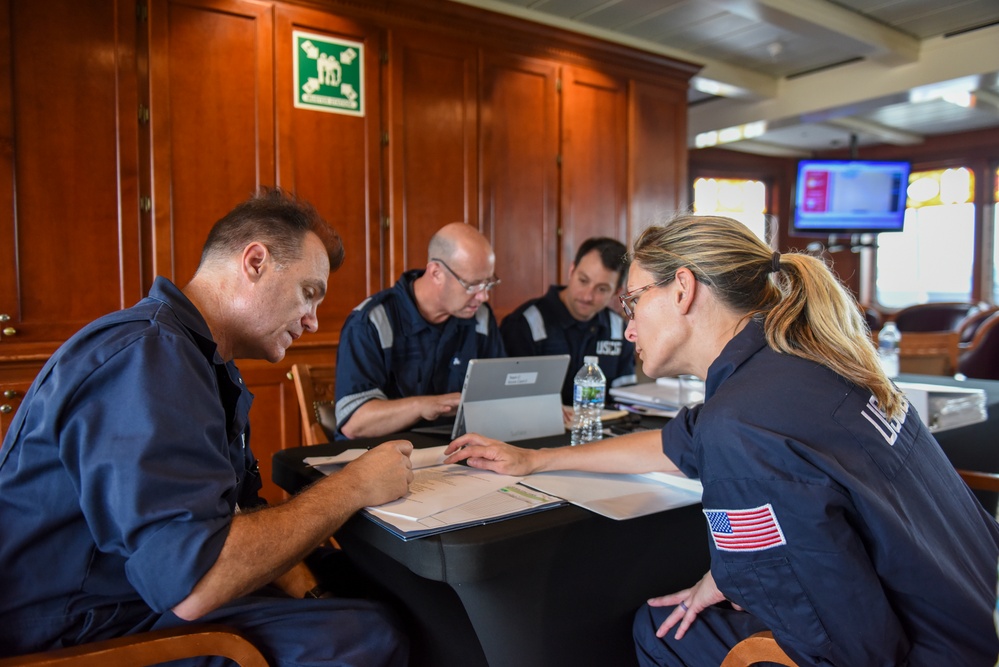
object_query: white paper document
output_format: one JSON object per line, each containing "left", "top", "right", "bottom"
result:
{"left": 368, "top": 464, "right": 523, "bottom": 520}
{"left": 365, "top": 483, "right": 565, "bottom": 540}
{"left": 304, "top": 445, "right": 449, "bottom": 475}
{"left": 523, "top": 470, "right": 702, "bottom": 520}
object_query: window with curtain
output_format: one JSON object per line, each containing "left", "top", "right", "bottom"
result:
{"left": 875, "top": 167, "right": 976, "bottom": 308}
{"left": 692, "top": 177, "right": 769, "bottom": 243}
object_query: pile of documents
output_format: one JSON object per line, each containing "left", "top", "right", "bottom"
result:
{"left": 896, "top": 381, "right": 989, "bottom": 432}
{"left": 306, "top": 446, "right": 703, "bottom": 540}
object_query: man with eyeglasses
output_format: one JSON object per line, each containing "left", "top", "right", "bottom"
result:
{"left": 501, "top": 237, "right": 636, "bottom": 406}
{"left": 335, "top": 222, "right": 506, "bottom": 438}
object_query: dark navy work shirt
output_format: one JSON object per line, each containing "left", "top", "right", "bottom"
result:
{"left": 0, "top": 277, "right": 261, "bottom": 654}
{"left": 501, "top": 285, "right": 636, "bottom": 404}
{"left": 334, "top": 270, "right": 506, "bottom": 434}
{"left": 661, "top": 319, "right": 999, "bottom": 666}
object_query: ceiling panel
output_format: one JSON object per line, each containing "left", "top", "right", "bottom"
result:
{"left": 452, "top": 0, "right": 999, "bottom": 155}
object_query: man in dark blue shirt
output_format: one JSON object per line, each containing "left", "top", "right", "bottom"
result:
{"left": 501, "top": 237, "right": 636, "bottom": 405}
{"left": 335, "top": 223, "right": 505, "bottom": 438}
{"left": 0, "top": 189, "right": 411, "bottom": 665}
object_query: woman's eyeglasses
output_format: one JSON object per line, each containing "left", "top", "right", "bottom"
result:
{"left": 619, "top": 278, "right": 671, "bottom": 320}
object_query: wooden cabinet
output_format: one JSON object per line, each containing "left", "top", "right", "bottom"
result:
{"left": 479, "top": 53, "right": 560, "bottom": 317}
{"left": 0, "top": 0, "right": 142, "bottom": 349}
{"left": 0, "top": 0, "right": 695, "bottom": 501}
{"left": 387, "top": 30, "right": 479, "bottom": 280}
{"left": 560, "top": 66, "right": 629, "bottom": 265}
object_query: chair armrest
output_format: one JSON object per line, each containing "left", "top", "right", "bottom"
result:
{"left": 0, "top": 625, "right": 269, "bottom": 667}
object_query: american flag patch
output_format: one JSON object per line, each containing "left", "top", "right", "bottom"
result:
{"left": 703, "top": 504, "right": 786, "bottom": 552}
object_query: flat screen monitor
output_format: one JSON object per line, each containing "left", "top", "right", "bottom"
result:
{"left": 791, "top": 159, "right": 911, "bottom": 235}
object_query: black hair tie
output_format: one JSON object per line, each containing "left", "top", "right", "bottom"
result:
{"left": 770, "top": 251, "right": 781, "bottom": 274}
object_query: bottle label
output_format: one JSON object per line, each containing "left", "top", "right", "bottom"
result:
{"left": 574, "top": 384, "right": 605, "bottom": 403}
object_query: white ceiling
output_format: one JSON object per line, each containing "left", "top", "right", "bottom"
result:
{"left": 449, "top": 0, "right": 999, "bottom": 157}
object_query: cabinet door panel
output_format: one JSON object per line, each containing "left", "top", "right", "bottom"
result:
{"left": 0, "top": 0, "right": 140, "bottom": 345}
{"left": 388, "top": 32, "right": 478, "bottom": 280}
{"left": 274, "top": 6, "right": 383, "bottom": 336}
{"left": 150, "top": 0, "right": 275, "bottom": 285}
{"left": 629, "top": 80, "right": 686, "bottom": 240}
{"left": 560, "top": 66, "right": 627, "bottom": 273}
{"left": 480, "top": 54, "right": 559, "bottom": 319}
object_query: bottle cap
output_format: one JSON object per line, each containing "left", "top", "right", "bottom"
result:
{"left": 584, "top": 356, "right": 598, "bottom": 365}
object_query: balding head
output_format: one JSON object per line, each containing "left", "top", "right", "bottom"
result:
{"left": 427, "top": 222, "right": 493, "bottom": 267}
{"left": 414, "top": 222, "right": 498, "bottom": 323}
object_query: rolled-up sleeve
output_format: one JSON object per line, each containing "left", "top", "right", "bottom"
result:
{"left": 61, "top": 333, "right": 235, "bottom": 612}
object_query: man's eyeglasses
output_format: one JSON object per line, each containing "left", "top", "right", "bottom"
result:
{"left": 431, "top": 258, "right": 501, "bottom": 294}
{"left": 619, "top": 278, "right": 671, "bottom": 320}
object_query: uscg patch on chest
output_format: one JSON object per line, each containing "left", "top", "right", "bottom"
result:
{"left": 595, "top": 340, "right": 622, "bottom": 356}
{"left": 703, "top": 504, "right": 786, "bottom": 552}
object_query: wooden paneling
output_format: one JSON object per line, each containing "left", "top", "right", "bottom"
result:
{"left": 274, "top": 5, "right": 383, "bottom": 336}
{"left": 479, "top": 53, "right": 559, "bottom": 318}
{"left": 560, "top": 65, "right": 628, "bottom": 274}
{"left": 388, "top": 31, "right": 478, "bottom": 279}
{"left": 0, "top": 0, "right": 141, "bottom": 346}
{"left": 629, "top": 80, "right": 687, "bottom": 241}
{"left": 0, "top": 0, "right": 693, "bottom": 456}
{"left": 150, "top": 0, "right": 275, "bottom": 285}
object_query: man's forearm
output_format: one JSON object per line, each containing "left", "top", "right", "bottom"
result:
{"left": 172, "top": 469, "right": 369, "bottom": 620}
{"left": 340, "top": 398, "right": 423, "bottom": 438}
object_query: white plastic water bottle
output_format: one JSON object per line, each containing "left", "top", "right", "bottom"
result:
{"left": 878, "top": 321, "right": 901, "bottom": 378}
{"left": 571, "top": 356, "right": 606, "bottom": 445}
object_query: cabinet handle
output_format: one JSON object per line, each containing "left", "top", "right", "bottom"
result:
{"left": 2, "top": 327, "right": 15, "bottom": 337}
{"left": 0, "top": 314, "right": 9, "bottom": 322}
{"left": 2, "top": 390, "right": 17, "bottom": 399}
{"left": 0, "top": 404, "right": 12, "bottom": 414}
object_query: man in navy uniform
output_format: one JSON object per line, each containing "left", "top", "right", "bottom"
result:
{"left": 0, "top": 189, "right": 412, "bottom": 665}
{"left": 501, "top": 237, "right": 636, "bottom": 405}
{"left": 335, "top": 222, "right": 506, "bottom": 438}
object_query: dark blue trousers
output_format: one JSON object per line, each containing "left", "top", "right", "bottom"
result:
{"left": 633, "top": 602, "right": 778, "bottom": 667}
{"left": 151, "top": 591, "right": 407, "bottom": 667}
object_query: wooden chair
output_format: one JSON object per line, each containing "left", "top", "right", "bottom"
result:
{"left": 0, "top": 625, "right": 268, "bottom": 667}
{"left": 721, "top": 631, "right": 797, "bottom": 667}
{"left": 289, "top": 363, "right": 336, "bottom": 446}
{"left": 898, "top": 330, "right": 960, "bottom": 376}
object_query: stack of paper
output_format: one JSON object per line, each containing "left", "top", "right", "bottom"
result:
{"left": 305, "top": 446, "right": 564, "bottom": 540}
{"left": 896, "top": 381, "right": 989, "bottom": 432}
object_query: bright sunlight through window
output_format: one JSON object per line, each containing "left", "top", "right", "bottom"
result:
{"left": 693, "top": 178, "right": 769, "bottom": 243}
{"left": 876, "top": 167, "right": 976, "bottom": 308}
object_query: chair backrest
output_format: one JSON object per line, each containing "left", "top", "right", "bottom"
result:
{"left": 721, "top": 631, "right": 798, "bottom": 667}
{"left": 862, "top": 306, "right": 883, "bottom": 332}
{"left": 289, "top": 363, "right": 336, "bottom": 446}
{"left": 957, "top": 311, "right": 999, "bottom": 381}
{"left": 893, "top": 302, "right": 979, "bottom": 333}
{"left": 898, "top": 330, "right": 960, "bottom": 376}
{"left": 0, "top": 625, "right": 269, "bottom": 667}
{"left": 957, "top": 306, "right": 999, "bottom": 344}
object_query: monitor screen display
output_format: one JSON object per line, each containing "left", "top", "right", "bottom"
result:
{"left": 792, "top": 159, "right": 911, "bottom": 235}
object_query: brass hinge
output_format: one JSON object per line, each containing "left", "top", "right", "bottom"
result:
{"left": 138, "top": 105, "right": 150, "bottom": 124}
{"left": 556, "top": 78, "right": 561, "bottom": 93}
{"left": 380, "top": 50, "right": 388, "bottom": 65}
{"left": 382, "top": 216, "right": 390, "bottom": 229}
{"left": 136, "top": 0, "right": 148, "bottom": 22}
{"left": 556, "top": 154, "right": 562, "bottom": 167}
{"left": 139, "top": 196, "right": 152, "bottom": 213}
{"left": 381, "top": 132, "right": 389, "bottom": 147}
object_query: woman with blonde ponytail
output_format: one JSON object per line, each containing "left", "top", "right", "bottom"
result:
{"left": 445, "top": 214, "right": 999, "bottom": 666}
